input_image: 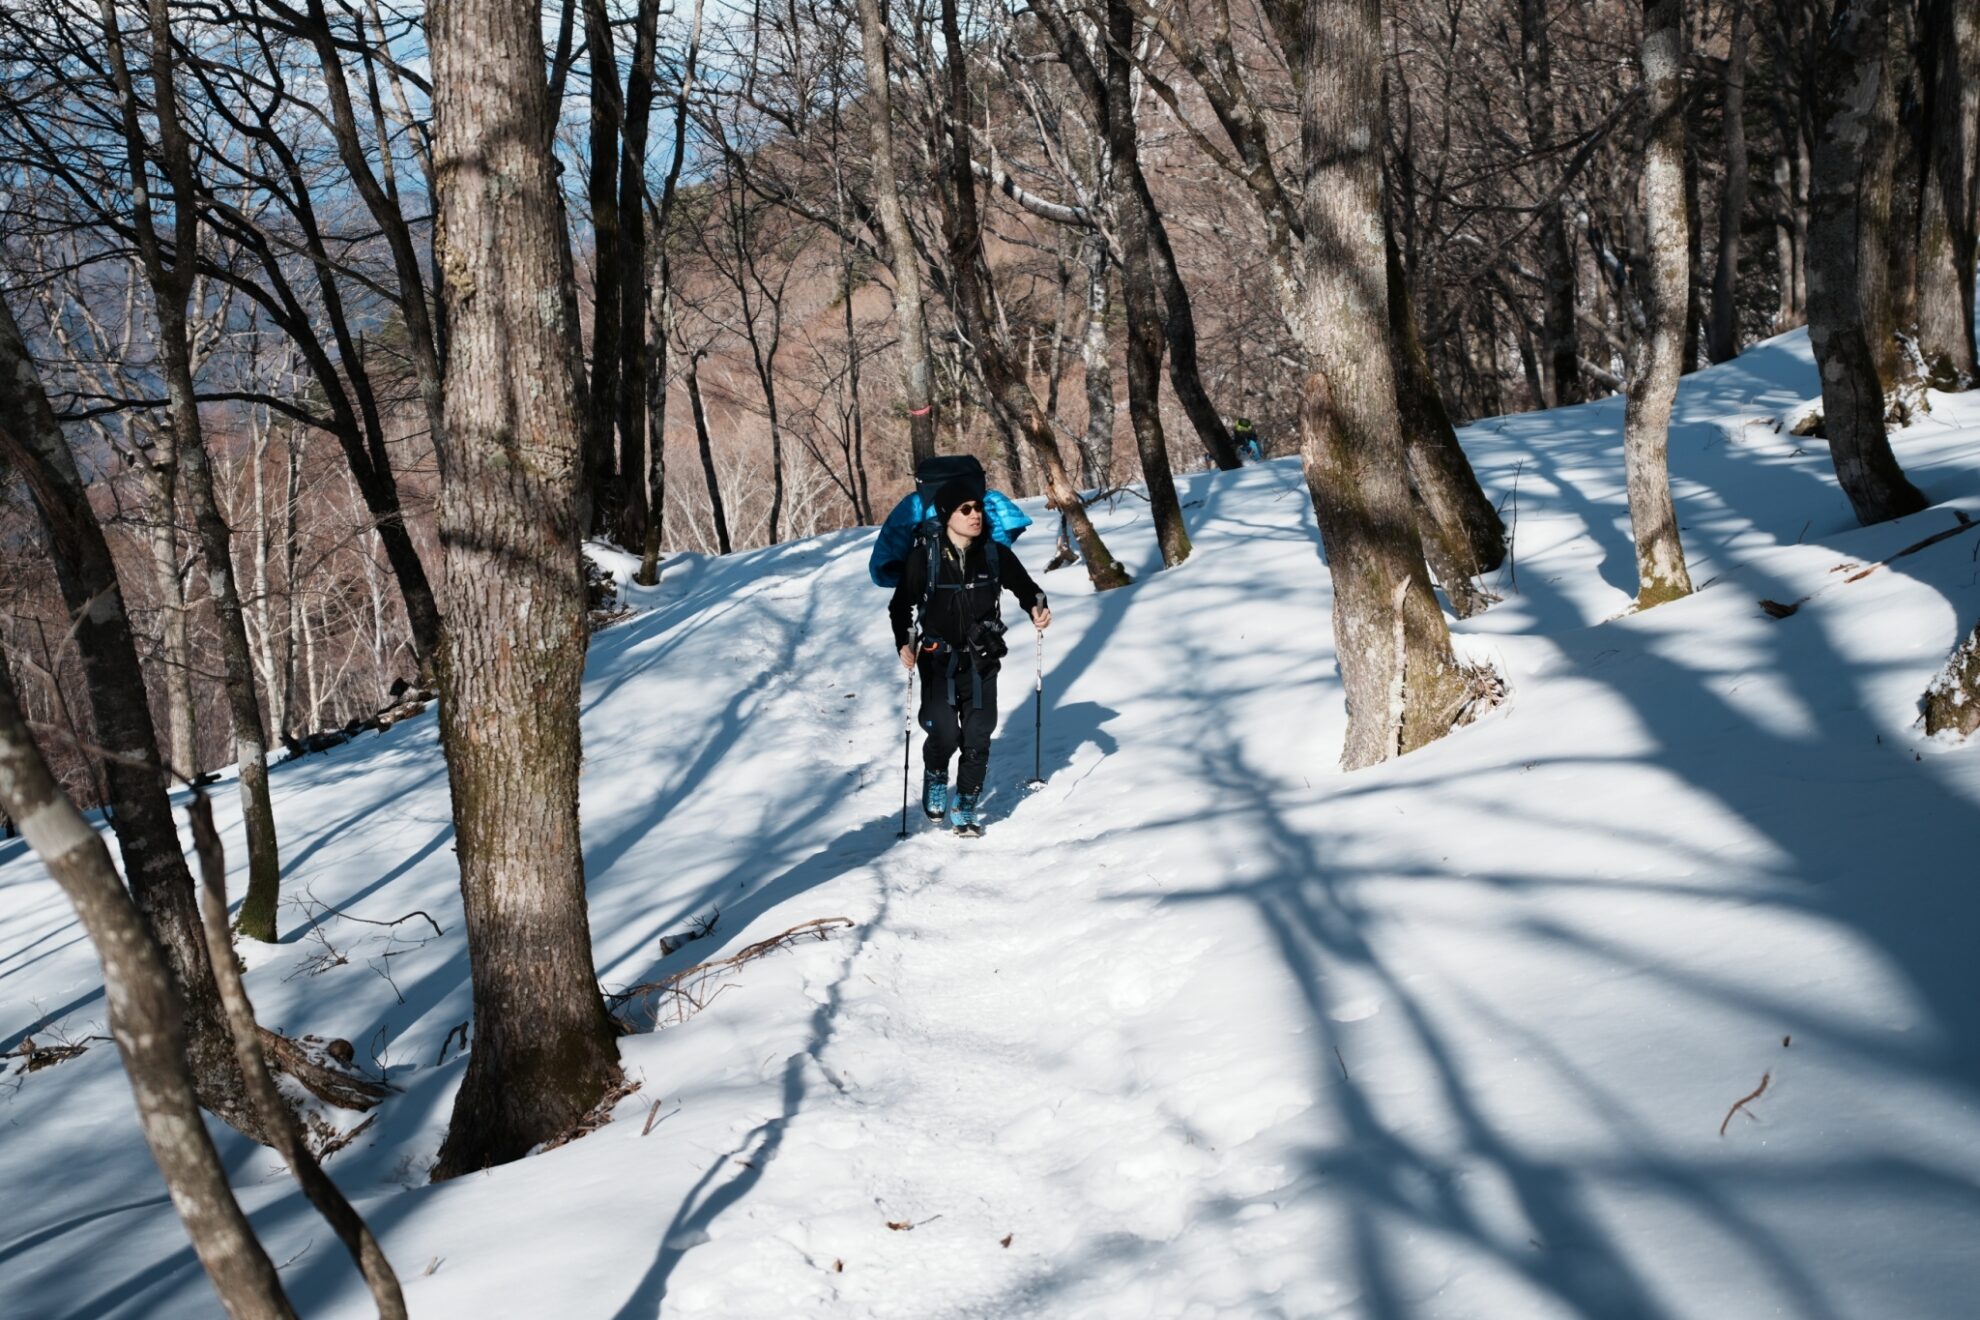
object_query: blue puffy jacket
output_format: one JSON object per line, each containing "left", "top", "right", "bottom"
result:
{"left": 868, "top": 490, "right": 1031, "bottom": 587}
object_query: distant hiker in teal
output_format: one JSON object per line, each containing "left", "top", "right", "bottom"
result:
{"left": 887, "top": 476, "right": 1049, "bottom": 836}
{"left": 1234, "top": 417, "right": 1264, "bottom": 463}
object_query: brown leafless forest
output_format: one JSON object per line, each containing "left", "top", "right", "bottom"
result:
{"left": 0, "top": 0, "right": 1973, "bottom": 1305}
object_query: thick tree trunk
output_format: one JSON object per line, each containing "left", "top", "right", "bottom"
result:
{"left": 1300, "top": 0, "right": 1475, "bottom": 770}
{"left": 1708, "top": 0, "right": 1749, "bottom": 364}
{"left": 585, "top": 0, "right": 624, "bottom": 532}
{"left": 427, "top": 0, "right": 624, "bottom": 1178}
{"left": 855, "top": 0, "right": 938, "bottom": 467}
{"left": 1385, "top": 223, "right": 1507, "bottom": 609}
{"left": 1862, "top": 2, "right": 1906, "bottom": 385}
{"left": 1105, "top": 0, "right": 1190, "bottom": 567}
{"left": 1626, "top": 0, "right": 1698, "bottom": 609}
{"left": 0, "top": 664, "right": 296, "bottom": 1320}
{"left": 937, "top": 0, "right": 1129, "bottom": 590}
{"left": 1917, "top": 0, "right": 1979, "bottom": 388}
{"left": 1886, "top": 0, "right": 1926, "bottom": 344}
{"left": 1806, "top": 0, "right": 1929, "bottom": 524}
{"left": 0, "top": 291, "right": 261, "bottom": 1140}
{"left": 1519, "top": 0, "right": 1581, "bottom": 406}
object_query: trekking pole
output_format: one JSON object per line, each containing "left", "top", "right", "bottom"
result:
{"left": 1025, "top": 627, "right": 1047, "bottom": 791}
{"left": 897, "top": 661, "right": 915, "bottom": 838}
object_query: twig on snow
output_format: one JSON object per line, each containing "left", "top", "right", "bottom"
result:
{"left": 1719, "top": 1071, "right": 1771, "bottom": 1136}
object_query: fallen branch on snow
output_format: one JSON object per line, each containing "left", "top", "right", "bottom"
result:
{"left": 1719, "top": 1071, "right": 1771, "bottom": 1136}
{"left": 538, "top": 1075, "right": 642, "bottom": 1154}
{"left": 606, "top": 917, "right": 856, "bottom": 1031}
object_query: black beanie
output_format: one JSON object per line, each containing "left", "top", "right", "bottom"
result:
{"left": 935, "top": 479, "right": 982, "bottom": 525}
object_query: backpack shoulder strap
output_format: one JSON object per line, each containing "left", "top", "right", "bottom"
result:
{"left": 920, "top": 528, "right": 943, "bottom": 618}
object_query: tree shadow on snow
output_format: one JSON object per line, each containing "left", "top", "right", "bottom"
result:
{"left": 977, "top": 414, "right": 1980, "bottom": 1316}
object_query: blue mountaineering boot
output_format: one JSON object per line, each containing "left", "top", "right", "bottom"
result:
{"left": 950, "top": 790, "right": 983, "bottom": 838}
{"left": 922, "top": 770, "right": 949, "bottom": 821}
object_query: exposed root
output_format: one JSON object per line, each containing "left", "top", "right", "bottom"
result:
{"left": 1442, "top": 657, "right": 1508, "bottom": 733}
{"left": 538, "top": 1075, "right": 643, "bottom": 1154}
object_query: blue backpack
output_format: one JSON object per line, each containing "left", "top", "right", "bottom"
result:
{"left": 868, "top": 456, "right": 1031, "bottom": 596}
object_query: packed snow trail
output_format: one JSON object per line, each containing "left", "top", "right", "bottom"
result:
{"left": 4, "top": 327, "right": 1980, "bottom": 1317}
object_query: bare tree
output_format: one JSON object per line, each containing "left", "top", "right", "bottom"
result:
{"left": 1519, "top": 0, "right": 1583, "bottom": 406}
{"left": 636, "top": 0, "right": 707, "bottom": 585}
{"left": 187, "top": 795, "right": 406, "bottom": 1320}
{"left": 0, "top": 659, "right": 297, "bottom": 1320}
{"left": 426, "top": 0, "right": 623, "bottom": 1177}
{"left": 1385, "top": 224, "right": 1506, "bottom": 617}
{"left": 97, "top": 0, "right": 283, "bottom": 940}
{"left": 616, "top": 0, "right": 664, "bottom": 546}
{"left": 684, "top": 348, "right": 735, "bottom": 554}
{"left": 1625, "top": 0, "right": 1697, "bottom": 608}
{"left": 0, "top": 287, "right": 262, "bottom": 1138}
{"left": 856, "top": 0, "right": 939, "bottom": 467}
{"left": 1023, "top": 0, "right": 1240, "bottom": 473}
{"left": 1805, "top": 0, "right": 1927, "bottom": 524}
{"left": 1103, "top": 0, "right": 1190, "bottom": 567}
{"left": 697, "top": 158, "right": 797, "bottom": 544}
{"left": 1708, "top": 0, "right": 1750, "bottom": 364}
{"left": 937, "top": 0, "right": 1129, "bottom": 590}
{"left": 1916, "top": 0, "right": 1978, "bottom": 388}
{"left": 1077, "top": 249, "right": 1114, "bottom": 487}
{"left": 1296, "top": 0, "right": 1478, "bottom": 768}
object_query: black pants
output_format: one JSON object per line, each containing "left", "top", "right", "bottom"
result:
{"left": 918, "top": 653, "right": 998, "bottom": 796}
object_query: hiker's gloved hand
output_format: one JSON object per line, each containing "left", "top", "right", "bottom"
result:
{"left": 1030, "top": 604, "right": 1052, "bottom": 631}
{"left": 899, "top": 644, "right": 916, "bottom": 670}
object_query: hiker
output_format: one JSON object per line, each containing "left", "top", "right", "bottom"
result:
{"left": 888, "top": 478, "right": 1050, "bottom": 836}
{"left": 1234, "top": 417, "right": 1264, "bottom": 462}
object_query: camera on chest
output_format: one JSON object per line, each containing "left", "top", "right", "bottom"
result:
{"left": 965, "top": 612, "right": 1008, "bottom": 661}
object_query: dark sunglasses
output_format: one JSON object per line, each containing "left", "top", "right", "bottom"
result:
{"left": 953, "top": 501, "right": 982, "bottom": 515}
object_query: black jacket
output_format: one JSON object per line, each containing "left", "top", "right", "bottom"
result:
{"left": 889, "top": 535, "right": 1044, "bottom": 652}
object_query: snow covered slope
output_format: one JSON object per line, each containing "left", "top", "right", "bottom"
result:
{"left": 5, "top": 327, "right": 1980, "bottom": 1318}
